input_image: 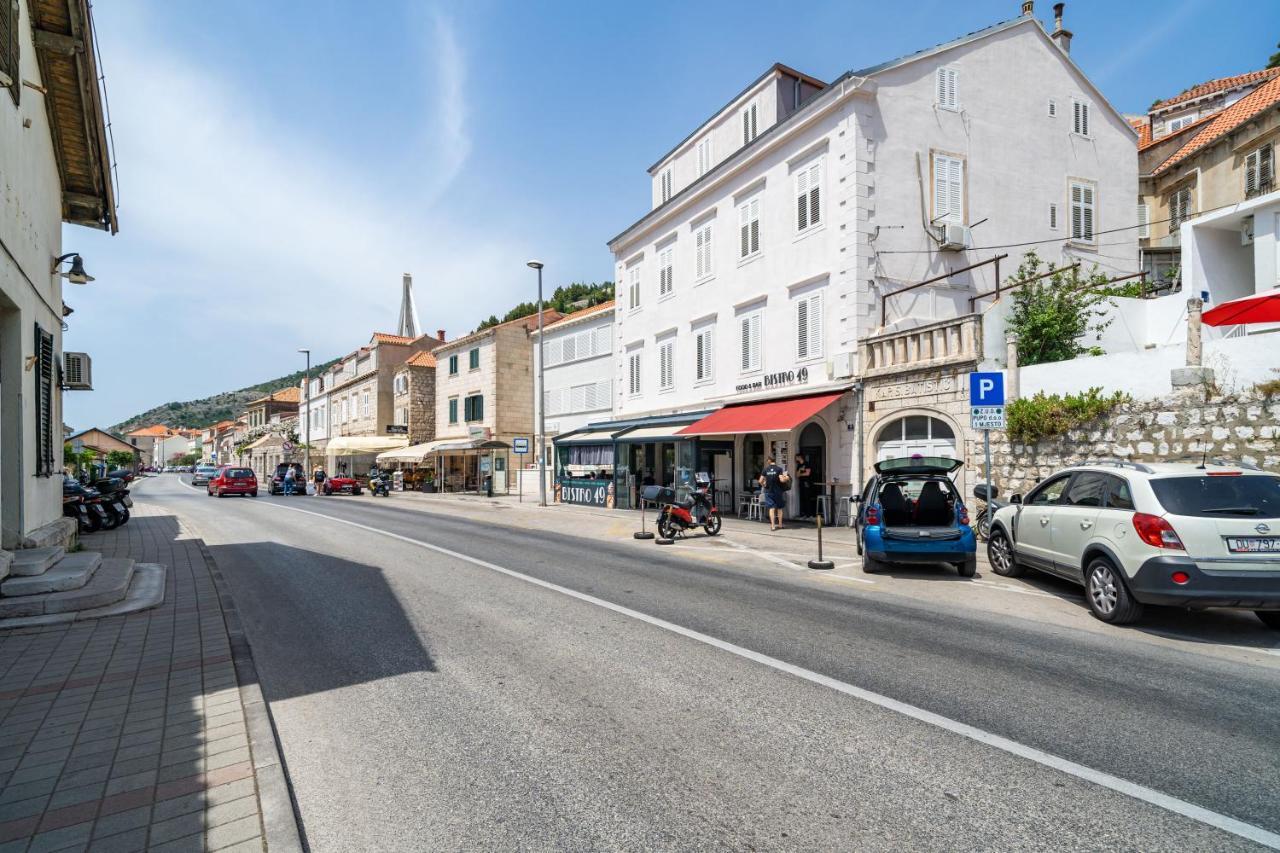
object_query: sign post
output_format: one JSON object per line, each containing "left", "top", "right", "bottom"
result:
{"left": 513, "top": 437, "right": 529, "bottom": 503}
{"left": 969, "top": 372, "right": 1006, "bottom": 499}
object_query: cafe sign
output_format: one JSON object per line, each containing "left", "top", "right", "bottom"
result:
{"left": 735, "top": 366, "right": 810, "bottom": 395}
{"left": 558, "top": 478, "right": 610, "bottom": 508}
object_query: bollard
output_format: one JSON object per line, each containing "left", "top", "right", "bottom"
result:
{"left": 634, "top": 500, "right": 655, "bottom": 540}
{"left": 808, "top": 515, "right": 835, "bottom": 570}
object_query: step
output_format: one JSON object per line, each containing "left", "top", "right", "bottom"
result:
{"left": 1, "top": 553, "right": 101, "bottom": 596}
{"left": 9, "top": 546, "right": 63, "bottom": 577}
{"left": 0, "top": 550, "right": 11, "bottom": 583}
{"left": 0, "top": 563, "right": 165, "bottom": 629}
{"left": 0, "top": 558, "right": 134, "bottom": 619}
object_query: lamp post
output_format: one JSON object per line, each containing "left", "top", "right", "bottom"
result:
{"left": 298, "top": 348, "right": 311, "bottom": 487}
{"left": 526, "top": 260, "right": 547, "bottom": 507}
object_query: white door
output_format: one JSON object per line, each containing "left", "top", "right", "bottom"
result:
{"left": 876, "top": 415, "right": 957, "bottom": 462}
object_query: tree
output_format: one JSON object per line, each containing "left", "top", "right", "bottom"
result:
{"left": 474, "top": 281, "right": 615, "bottom": 332}
{"left": 1003, "top": 251, "right": 1140, "bottom": 367}
{"left": 106, "top": 450, "right": 136, "bottom": 469}
{"left": 1269, "top": 40, "right": 1280, "bottom": 69}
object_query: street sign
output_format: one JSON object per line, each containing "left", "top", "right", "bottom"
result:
{"left": 969, "top": 371, "right": 1005, "bottom": 406}
{"left": 971, "top": 406, "right": 1006, "bottom": 429}
{"left": 282, "top": 441, "right": 294, "bottom": 454}
{"left": 513, "top": 437, "right": 529, "bottom": 455}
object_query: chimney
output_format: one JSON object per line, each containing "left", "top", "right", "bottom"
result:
{"left": 437, "top": 329, "right": 446, "bottom": 341}
{"left": 1051, "top": 3, "right": 1072, "bottom": 54}
{"left": 1021, "top": 0, "right": 1033, "bottom": 14}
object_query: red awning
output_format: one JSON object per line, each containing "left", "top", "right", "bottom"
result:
{"left": 1202, "top": 287, "right": 1280, "bottom": 326}
{"left": 676, "top": 392, "right": 845, "bottom": 436}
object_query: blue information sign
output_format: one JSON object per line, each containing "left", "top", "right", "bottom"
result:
{"left": 513, "top": 437, "right": 530, "bottom": 455}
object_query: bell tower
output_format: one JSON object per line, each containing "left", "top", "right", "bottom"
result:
{"left": 397, "top": 273, "right": 420, "bottom": 338}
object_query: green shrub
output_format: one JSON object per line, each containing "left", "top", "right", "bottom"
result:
{"left": 1006, "top": 387, "right": 1129, "bottom": 443}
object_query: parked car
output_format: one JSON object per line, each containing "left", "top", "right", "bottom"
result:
{"left": 208, "top": 466, "right": 257, "bottom": 498}
{"left": 987, "top": 460, "right": 1280, "bottom": 628}
{"left": 191, "top": 465, "right": 219, "bottom": 486}
{"left": 856, "top": 456, "right": 976, "bottom": 576}
{"left": 268, "top": 462, "right": 308, "bottom": 495}
{"left": 322, "top": 473, "right": 363, "bottom": 496}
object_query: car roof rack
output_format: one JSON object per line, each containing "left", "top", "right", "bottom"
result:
{"left": 1069, "top": 459, "right": 1155, "bottom": 474}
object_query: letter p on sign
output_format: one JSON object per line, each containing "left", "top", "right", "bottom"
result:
{"left": 969, "top": 372, "right": 1005, "bottom": 406}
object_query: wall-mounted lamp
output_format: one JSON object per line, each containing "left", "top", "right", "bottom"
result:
{"left": 51, "top": 253, "right": 94, "bottom": 284}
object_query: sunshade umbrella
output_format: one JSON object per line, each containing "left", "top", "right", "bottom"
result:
{"left": 1202, "top": 287, "right": 1280, "bottom": 326}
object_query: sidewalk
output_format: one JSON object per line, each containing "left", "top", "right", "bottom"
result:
{"left": 0, "top": 504, "right": 300, "bottom": 852}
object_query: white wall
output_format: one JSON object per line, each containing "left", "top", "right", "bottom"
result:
{"left": 534, "top": 310, "right": 615, "bottom": 437}
{"left": 0, "top": 0, "right": 69, "bottom": 545}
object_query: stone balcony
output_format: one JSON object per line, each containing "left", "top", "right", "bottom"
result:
{"left": 860, "top": 314, "right": 983, "bottom": 378}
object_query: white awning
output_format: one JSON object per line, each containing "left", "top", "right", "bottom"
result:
{"left": 376, "top": 442, "right": 435, "bottom": 463}
{"left": 326, "top": 436, "right": 410, "bottom": 456}
{"left": 554, "top": 429, "right": 619, "bottom": 446}
{"left": 615, "top": 425, "right": 691, "bottom": 442}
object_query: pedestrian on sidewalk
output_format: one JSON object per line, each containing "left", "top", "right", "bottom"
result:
{"left": 795, "top": 453, "right": 813, "bottom": 518}
{"left": 284, "top": 465, "right": 296, "bottom": 496}
{"left": 758, "top": 456, "right": 789, "bottom": 531}
{"left": 313, "top": 466, "right": 326, "bottom": 496}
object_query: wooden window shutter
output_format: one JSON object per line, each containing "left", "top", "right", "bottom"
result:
{"left": 740, "top": 316, "right": 751, "bottom": 371}
{"left": 0, "top": 0, "right": 17, "bottom": 104}
{"left": 948, "top": 158, "right": 962, "bottom": 224}
{"left": 796, "top": 299, "right": 809, "bottom": 360}
{"left": 808, "top": 163, "right": 821, "bottom": 226}
{"left": 796, "top": 168, "right": 809, "bottom": 231}
{"left": 809, "top": 293, "right": 823, "bottom": 359}
{"left": 695, "top": 227, "right": 706, "bottom": 277}
{"left": 750, "top": 314, "right": 761, "bottom": 370}
{"left": 749, "top": 198, "right": 760, "bottom": 254}
{"left": 1246, "top": 150, "right": 1259, "bottom": 196}
{"left": 743, "top": 109, "right": 750, "bottom": 146}
{"left": 1049, "top": 203, "right": 1058, "bottom": 230}
{"left": 1261, "top": 144, "right": 1274, "bottom": 189}
{"left": 740, "top": 204, "right": 750, "bottom": 258}
{"left": 1081, "top": 186, "right": 1093, "bottom": 240}
{"left": 1136, "top": 204, "right": 1149, "bottom": 238}
{"left": 34, "top": 324, "right": 54, "bottom": 476}
{"left": 933, "top": 155, "right": 948, "bottom": 221}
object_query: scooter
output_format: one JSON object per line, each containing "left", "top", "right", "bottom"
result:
{"left": 62, "top": 489, "right": 95, "bottom": 534}
{"left": 655, "top": 473, "right": 722, "bottom": 539}
{"left": 92, "top": 476, "right": 133, "bottom": 527}
{"left": 63, "top": 478, "right": 111, "bottom": 531}
{"left": 369, "top": 473, "right": 391, "bottom": 497}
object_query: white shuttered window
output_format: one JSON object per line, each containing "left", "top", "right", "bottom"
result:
{"left": 933, "top": 154, "right": 964, "bottom": 224}
{"left": 695, "top": 328, "right": 713, "bottom": 383}
{"left": 1071, "top": 182, "right": 1095, "bottom": 242}
{"left": 739, "top": 312, "right": 762, "bottom": 373}
{"left": 742, "top": 102, "right": 758, "bottom": 145}
{"left": 935, "top": 67, "right": 958, "bottom": 110}
{"left": 1245, "top": 144, "right": 1274, "bottom": 197}
{"left": 1137, "top": 204, "right": 1150, "bottom": 238}
{"left": 658, "top": 245, "right": 673, "bottom": 297}
{"left": 796, "top": 292, "right": 824, "bottom": 362}
{"left": 628, "top": 264, "right": 641, "bottom": 310}
{"left": 796, "top": 161, "right": 822, "bottom": 232}
{"left": 694, "top": 223, "right": 713, "bottom": 279}
{"left": 660, "top": 169, "right": 672, "bottom": 203}
{"left": 1168, "top": 187, "right": 1193, "bottom": 230}
{"left": 627, "top": 351, "right": 642, "bottom": 396}
{"left": 739, "top": 196, "right": 761, "bottom": 259}
{"left": 696, "top": 136, "right": 713, "bottom": 176}
{"left": 1072, "top": 100, "right": 1091, "bottom": 136}
{"left": 658, "top": 340, "right": 674, "bottom": 391}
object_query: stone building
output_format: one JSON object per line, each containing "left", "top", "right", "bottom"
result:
{"left": 392, "top": 350, "right": 437, "bottom": 446}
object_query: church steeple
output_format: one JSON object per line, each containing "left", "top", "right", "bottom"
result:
{"left": 398, "top": 273, "right": 420, "bottom": 338}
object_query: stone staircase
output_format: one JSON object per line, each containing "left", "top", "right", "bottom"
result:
{"left": 0, "top": 546, "right": 165, "bottom": 629}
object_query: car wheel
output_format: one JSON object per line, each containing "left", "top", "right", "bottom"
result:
{"left": 249, "top": 491, "right": 258, "bottom": 497}
{"left": 861, "top": 552, "right": 882, "bottom": 574}
{"left": 956, "top": 558, "right": 977, "bottom": 578}
{"left": 1255, "top": 611, "right": 1280, "bottom": 631}
{"left": 217, "top": 490, "right": 225, "bottom": 498}
{"left": 1085, "top": 558, "right": 1143, "bottom": 625}
{"left": 987, "top": 529, "right": 1024, "bottom": 578}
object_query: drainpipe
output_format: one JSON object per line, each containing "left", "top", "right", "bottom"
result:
{"left": 853, "top": 381, "right": 865, "bottom": 490}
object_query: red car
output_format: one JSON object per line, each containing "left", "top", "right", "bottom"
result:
{"left": 322, "top": 474, "right": 362, "bottom": 495}
{"left": 208, "top": 466, "right": 258, "bottom": 497}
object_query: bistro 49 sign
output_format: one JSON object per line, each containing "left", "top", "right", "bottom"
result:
{"left": 735, "top": 366, "right": 810, "bottom": 395}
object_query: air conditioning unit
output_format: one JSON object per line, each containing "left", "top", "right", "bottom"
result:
{"left": 62, "top": 352, "right": 92, "bottom": 390}
{"left": 936, "top": 223, "right": 972, "bottom": 251}
{"left": 827, "top": 350, "right": 856, "bottom": 380}
{"left": 1241, "top": 215, "right": 1255, "bottom": 246}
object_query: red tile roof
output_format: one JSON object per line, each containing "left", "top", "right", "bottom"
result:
{"left": 126, "top": 425, "right": 173, "bottom": 437}
{"left": 540, "top": 300, "right": 615, "bottom": 332}
{"left": 406, "top": 351, "right": 437, "bottom": 368}
{"left": 1152, "top": 67, "right": 1280, "bottom": 112}
{"left": 1152, "top": 75, "right": 1280, "bottom": 175}
{"left": 248, "top": 386, "right": 301, "bottom": 405}
{"left": 371, "top": 332, "right": 417, "bottom": 345}
{"left": 1128, "top": 117, "right": 1151, "bottom": 149}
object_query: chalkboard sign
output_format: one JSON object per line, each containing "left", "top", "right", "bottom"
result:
{"left": 558, "top": 478, "right": 611, "bottom": 507}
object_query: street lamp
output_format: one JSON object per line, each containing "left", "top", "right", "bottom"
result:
{"left": 50, "top": 253, "right": 95, "bottom": 284}
{"left": 527, "top": 259, "right": 547, "bottom": 507}
{"left": 298, "top": 348, "right": 311, "bottom": 487}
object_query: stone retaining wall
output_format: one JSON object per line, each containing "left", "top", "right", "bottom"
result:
{"left": 991, "top": 392, "right": 1280, "bottom": 496}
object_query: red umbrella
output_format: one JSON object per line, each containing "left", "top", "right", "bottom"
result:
{"left": 1202, "top": 287, "right": 1280, "bottom": 326}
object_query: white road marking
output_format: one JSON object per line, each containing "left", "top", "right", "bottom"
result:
{"left": 251, "top": 498, "right": 1279, "bottom": 850}
{"left": 969, "top": 579, "right": 1060, "bottom": 599}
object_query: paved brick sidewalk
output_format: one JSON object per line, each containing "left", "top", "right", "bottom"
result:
{"left": 0, "top": 504, "right": 298, "bottom": 852}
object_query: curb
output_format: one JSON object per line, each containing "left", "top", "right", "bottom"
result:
{"left": 193, "top": 534, "right": 308, "bottom": 852}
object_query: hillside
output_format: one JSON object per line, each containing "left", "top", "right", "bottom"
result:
{"left": 110, "top": 358, "right": 340, "bottom": 435}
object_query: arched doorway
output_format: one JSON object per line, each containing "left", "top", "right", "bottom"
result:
{"left": 797, "top": 422, "right": 826, "bottom": 517}
{"left": 742, "top": 434, "right": 765, "bottom": 486}
{"left": 876, "top": 415, "right": 956, "bottom": 462}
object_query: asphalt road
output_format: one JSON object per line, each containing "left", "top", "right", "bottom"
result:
{"left": 141, "top": 476, "right": 1280, "bottom": 851}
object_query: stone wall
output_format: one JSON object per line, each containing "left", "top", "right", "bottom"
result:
{"left": 402, "top": 365, "right": 435, "bottom": 445}
{"left": 991, "top": 392, "right": 1280, "bottom": 497}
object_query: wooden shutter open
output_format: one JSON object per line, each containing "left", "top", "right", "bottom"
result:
{"left": 35, "top": 324, "right": 54, "bottom": 476}
{"left": 796, "top": 299, "right": 809, "bottom": 360}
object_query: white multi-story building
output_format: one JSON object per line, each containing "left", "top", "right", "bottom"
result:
{"left": 603, "top": 2, "right": 1138, "bottom": 513}
{"left": 532, "top": 301, "right": 615, "bottom": 478}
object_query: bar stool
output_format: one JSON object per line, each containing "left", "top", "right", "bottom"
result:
{"left": 814, "top": 494, "right": 830, "bottom": 524}
{"left": 835, "top": 496, "right": 853, "bottom": 527}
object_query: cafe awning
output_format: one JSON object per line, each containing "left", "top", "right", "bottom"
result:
{"left": 326, "top": 436, "right": 410, "bottom": 456}
{"left": 376, "top": 442, "right": 436, "bottom": 463}
{"left": 554, "top": 429, "right": 619, "bottom": 446}
{"left": 676, "top": 392, "right": 845, "bottom": 436}
{"left": 614, "top": 425, "right": 693, "bottom": 442}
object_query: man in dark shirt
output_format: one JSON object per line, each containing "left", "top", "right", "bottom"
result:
{"left": 758, "top": 456, "right": 789, "bottom": 531}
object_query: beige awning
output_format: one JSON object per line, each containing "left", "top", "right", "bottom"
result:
{"left": 376, "top": 442, "right": 435, "bottom": 463}
{"left": 241, "top": 435, "right": 272, "bottom": 451}
{"left": 326, "top": 436, "right": 410, "bottom": 456}
{"left": 615, "top": 425, "right": 690, "bottom": 442}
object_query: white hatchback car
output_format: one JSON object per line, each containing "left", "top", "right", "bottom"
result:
{"left": 987, "top": 460, "right": 1280, "bottom": 627}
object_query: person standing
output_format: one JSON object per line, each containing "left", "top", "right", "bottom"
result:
{"left": 794, "top": 453, "right": 813, "bottom": 519}
{"left": 758, "top": 456, "right": 790, "bottom": 531}
{"left": 283, "top": 465, "right": 296, "bottom": 496}
{"left": 313, "top": 466, "right": 326, "bottom": 497}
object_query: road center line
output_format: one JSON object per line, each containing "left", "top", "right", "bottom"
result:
{"left": 250, "top": 497, "right": 1278, "bottom": 850}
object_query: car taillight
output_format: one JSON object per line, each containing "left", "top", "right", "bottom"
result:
{"left": 958, "top": 505, "right": 970, "bottom": 525}
{"left": 1132, "top": 512, "right": 1185, "bottom": 550}
{"left": 1171, "top": 571, "right": 1190, "bottom": 585}
{"left": 865, "top": 504, "right": 880, "bottom": 525}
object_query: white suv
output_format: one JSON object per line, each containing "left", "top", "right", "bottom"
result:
{"left": 987, "top": 460, "right": 1280, "bottom": 627}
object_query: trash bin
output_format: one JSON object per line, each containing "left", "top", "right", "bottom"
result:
{"left": 484, "top": 475, "right": 493, "bottom": 498}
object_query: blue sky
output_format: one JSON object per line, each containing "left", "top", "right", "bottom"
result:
{"left": 63, "top": 0, "right": 1265, "bottom": 429}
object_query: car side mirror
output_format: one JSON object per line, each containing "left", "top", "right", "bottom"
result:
{"left": 853, "top": 495, "right": 864, "bottom": 503}
{"left": 1010, "top": 494, "right": 1022, "bottom": 504}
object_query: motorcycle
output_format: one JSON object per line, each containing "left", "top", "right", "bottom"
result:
{"left": 92, "top": 476, "right": 133, "bottom": 527}
{"left": 62, "top": 488, "right": 95, "bottom": 534}
{"left": 369, "top": 472, "right": 391, "bottom": 497}
{"left": 973, "top": 483, "right": 1005, "bottom": 540}
{"left": 651, "top": 473, "right": 722, "bottom": 539}
{"left": 62, "top": 477, "right": 111, "bottom": 532}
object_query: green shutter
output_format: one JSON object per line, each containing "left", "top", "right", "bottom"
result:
{"left": 469, "top": 348, "right": 479, "bottom": 369}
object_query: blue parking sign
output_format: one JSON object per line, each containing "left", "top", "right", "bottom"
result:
{"left": 969, "top": 372, "right": 1004, "bottom": 406}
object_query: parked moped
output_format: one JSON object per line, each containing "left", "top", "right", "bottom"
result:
{"left": 647, "top": 473, "right": 722, "bottom": 540}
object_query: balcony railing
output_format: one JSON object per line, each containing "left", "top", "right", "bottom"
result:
{"left": 860, "top": 314, "right": 982, "bottom": 377}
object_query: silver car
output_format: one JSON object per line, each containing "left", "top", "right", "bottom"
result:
{"left": 191, "top": 465, "right": 219, "bottom": 486}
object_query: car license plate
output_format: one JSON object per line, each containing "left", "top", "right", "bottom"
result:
{"left": 1226, "top": 536, "right": 1280, "bottom": 553}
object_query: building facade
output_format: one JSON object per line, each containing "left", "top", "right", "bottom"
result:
{"left": 604, "top": 3, "right": 1137, "bottom": 513}
{"left": 391, "top": 350, "right": 437, "bottom": 446}
{"left": 533, "top": 302, "right": 615, "bottom": 478}
{"left": 1, "top": 0, "right": 116, "bottom": 548}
